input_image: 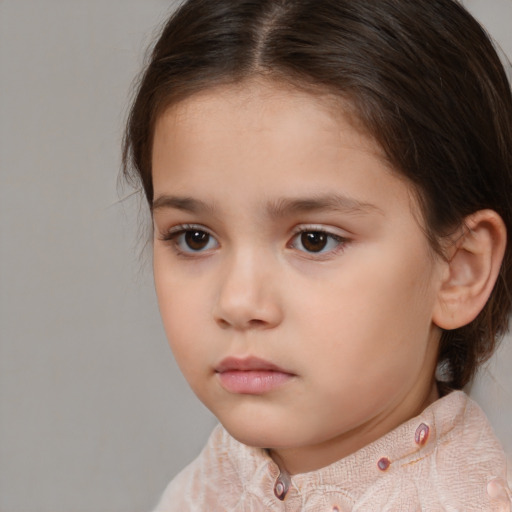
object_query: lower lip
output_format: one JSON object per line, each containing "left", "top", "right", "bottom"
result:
{"left": 217, "top": 370, "right": 293, "bottom": 394}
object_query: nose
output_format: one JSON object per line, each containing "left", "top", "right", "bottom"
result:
{"left": 213, "top": 250, "right": 283, "bottom": 330}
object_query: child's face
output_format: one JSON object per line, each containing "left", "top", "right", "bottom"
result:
{"left": 152, "top": 81, "right": 445, "bottom": 473}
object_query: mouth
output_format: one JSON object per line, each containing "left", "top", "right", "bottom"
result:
{"left": 214, "top": 356, "right": 295, "bottom": 395}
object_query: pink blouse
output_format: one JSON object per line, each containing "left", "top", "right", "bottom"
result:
{"left": 154, "top": 391, "right": 511, "bottom": 511}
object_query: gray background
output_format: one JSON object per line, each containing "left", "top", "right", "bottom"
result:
{"left": 0, "top": 1, "right": 511, "bottom": 511}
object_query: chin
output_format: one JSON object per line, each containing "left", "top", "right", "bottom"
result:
{"left": 223, "top": 420, "right": 275, "bottom": 448}
{"left": 217, "top": 412, "right": 295, "bottom": 449}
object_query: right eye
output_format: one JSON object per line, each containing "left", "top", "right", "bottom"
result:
{"left": 162, "top": 226, "right": 219, "bottom": 254}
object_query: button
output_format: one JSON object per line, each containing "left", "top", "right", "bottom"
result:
{"left": 377, "top": 457, "right": 391, "bottom": 471}
{"left": 414, "top": 423, "right": 430, "bottom": 446}
{"left": 332, "top": 506, "right": 341, "bottom": 512}
{"left": 273, "top": 470, "right": 291, "bottom": 501}
{"left": 487, "top": 477, "right": 512, "bottom": 505}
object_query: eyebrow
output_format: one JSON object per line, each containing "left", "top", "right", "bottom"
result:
{"left": 152, "top": 193, "right": 382, "bottom": 217}
{"left": 152, "top": 195, "right": 216, "bottom": 214}
{"left": 265, "top": 194, "right": 383, "bottom": 218}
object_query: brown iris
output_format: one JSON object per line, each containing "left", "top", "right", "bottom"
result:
{"left": 301, "top": 232, "right": 328, "bottom": 252}
{"left": 184, "top": 230, "right": 210, "bottom": 251}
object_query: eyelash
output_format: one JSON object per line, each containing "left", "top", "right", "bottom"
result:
{"left": 158, "top": 224, "right": 348, "bottom": 258}
{"left": 158, "top": 224, "right": 218, "bottom": 256}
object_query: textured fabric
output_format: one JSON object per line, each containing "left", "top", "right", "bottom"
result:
{"left": 154, "top": 391, "right": 511, "bottom": 511}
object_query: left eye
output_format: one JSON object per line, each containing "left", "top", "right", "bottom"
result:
{"left": 290, "top": 230, "right": 344, "bottom": 253}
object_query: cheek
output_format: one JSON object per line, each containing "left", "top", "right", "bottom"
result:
{"left": 153, "top": 262, "right": 210, "bottom": 371}
{"left": 291, "top": 251, "right": 437, "bottom": 376}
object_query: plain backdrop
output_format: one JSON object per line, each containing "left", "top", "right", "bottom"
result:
{"left": 0, "top": 1, "right": 511, "bottom": 511}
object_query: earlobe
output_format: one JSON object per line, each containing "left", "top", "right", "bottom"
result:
{"left": 433, "top": 210, "right": 507, "bottom": 330}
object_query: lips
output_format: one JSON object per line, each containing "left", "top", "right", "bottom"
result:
{"left": 215, "top": 356, "right": 289, "bottom": 373}
{"left": 215, "top": 356, "right": 295, "bottom": 394}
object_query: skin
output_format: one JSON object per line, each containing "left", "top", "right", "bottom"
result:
{"left": 151, "top": 80, "right": 445, "bottom": 475}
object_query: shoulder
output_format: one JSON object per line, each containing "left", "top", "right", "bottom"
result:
{"left": 398, "top": 391, "right": 511, "bottom": 511}
{"left": 152, "top": 424, "right": 276, "bottom": 511}
{"left": 434, "top": 391, "right": 506, "bottom": 475}
{"left": 152, "top": 425, "right": 234, "bottom": 511}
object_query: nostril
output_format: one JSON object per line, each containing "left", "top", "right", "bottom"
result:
{"left": 215, "top": 317, "right": 268, "bottom": 329}
{"left": 248, "top": 319, "right": 266, "bottom": 327}
{"left": 216, "top": 317, "right": 231, "bottom": 329}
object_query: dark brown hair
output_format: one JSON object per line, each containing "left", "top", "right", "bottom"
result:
{"left": 123, "top": 0, "right": 512, "bottom": 389}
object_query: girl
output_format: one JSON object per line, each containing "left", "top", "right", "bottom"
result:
{"left": 123, "top": 0, "right": 512, "bottom": 509}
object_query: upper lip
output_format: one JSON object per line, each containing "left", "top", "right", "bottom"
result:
{"left": 215, "top": 356, "right": 292, "bottom": 374}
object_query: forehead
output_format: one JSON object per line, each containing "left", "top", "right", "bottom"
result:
{"left": 151, "top": 80, "right": 420, "bottom": 221}
{"left": 153, "top": 80, "right": 388, "bottom": 170}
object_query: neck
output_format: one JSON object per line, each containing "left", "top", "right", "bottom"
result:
{"left": 268, "top": 379, "right": 439, "bottom": 475}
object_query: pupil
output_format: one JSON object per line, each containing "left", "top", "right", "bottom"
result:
{"left": 301, "top": 232, "right": 327, "bottom": 252}
{"left": 185, "top": 230, "right": 209, "bottom": 250}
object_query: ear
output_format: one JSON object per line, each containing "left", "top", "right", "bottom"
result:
{"left": 433, "top": 209, "right": 507, "bottom": 330}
